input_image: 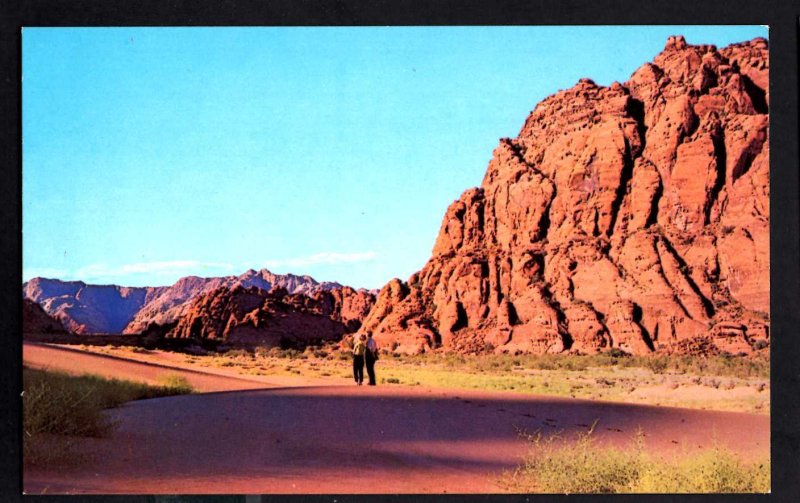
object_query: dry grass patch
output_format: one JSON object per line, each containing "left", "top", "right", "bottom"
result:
{"left": 501, "top": 425, "right": 770, "bottom": 493}
{"left": 23, "top": 367, "right": 192, "bottom": 466}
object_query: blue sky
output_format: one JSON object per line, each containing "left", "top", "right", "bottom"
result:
{"left": 22, "top": 26, "right": 768, "bottom": 289}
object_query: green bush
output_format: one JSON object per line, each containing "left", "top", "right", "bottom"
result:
{"left": 157, "top": 373, "right": 193, "bottom": 394}
{"left": 502, "top": 426, "right": 769, "bottom": 493}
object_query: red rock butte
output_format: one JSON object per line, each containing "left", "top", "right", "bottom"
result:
{"left": 165, "top": 285, "right": 375, "bottom": 347}
{"left": 359, "top": 36, "right": 769, "bottom": 356}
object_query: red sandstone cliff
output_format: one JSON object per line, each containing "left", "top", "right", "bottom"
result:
{"left": 359, "top": 36, "right": 769, "bottom": 356}
{"left": 164, "top": 285, "right": 375, "bottom": 347}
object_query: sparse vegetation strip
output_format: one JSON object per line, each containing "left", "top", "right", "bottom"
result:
{"left": 501, "top": 424, "right": 770, "bottom": 493}
{"left": 64, "top": 341, "right": 770, "bottom": 414}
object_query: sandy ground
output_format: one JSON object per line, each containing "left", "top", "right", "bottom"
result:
{"left": 23, "top": 342, "right": 337, "bottom": 392}
{"left": 22, "top": 342, "right": 770, "bottom": 494}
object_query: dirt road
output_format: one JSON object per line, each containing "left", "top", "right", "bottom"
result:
{"left": 23, "top": 343, "right": 770, "bottom": 494}
{"left": 23, "top": 342, "right": 333, "bottom": 392}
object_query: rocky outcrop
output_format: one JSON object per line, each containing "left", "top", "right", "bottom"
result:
{"left": 123, "top": 268, "right": 343, "bottom": 334}
{"left": 23, "top": 269, "right": 347, "bottom": 335}
{"left": 23, "top": 298, "right": 68, "bottom": 335}
{"left": 165, "top": 285, "right": 375, "bottom": 347}
{"left": 360, "top": 36, "right": 769, "bottom": 355}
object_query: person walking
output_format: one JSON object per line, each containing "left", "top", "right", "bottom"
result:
{"left": 352, "top": 334, "right": 366, "bottom": 385}
{"left": 365, "top": 332, "right": 378, "bottom": 386}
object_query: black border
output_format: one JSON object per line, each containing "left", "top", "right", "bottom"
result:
{"left": 2, "top": 1, "right": 799, "bottom": 502}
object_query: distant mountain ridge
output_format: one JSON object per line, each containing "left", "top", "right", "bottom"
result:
{"left": 22, "top": 269, "right": 351, "bottom": 335}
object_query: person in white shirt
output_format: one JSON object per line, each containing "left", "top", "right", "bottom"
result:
{"left": 364, "top": 332, "right": 378, "bottom": 386}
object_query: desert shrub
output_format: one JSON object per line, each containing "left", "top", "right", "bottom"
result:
{"left": 605, "top": 348, "right": 629, "bottom": 359}
{"left": 644, "top": 357, "right": 669, "bottom": 374}
{"left": 384, "top": 377, "right": 401, "bottom": 384}
{"left": 24, "top": 371, "right": 116, "bottom": 439}
{"left": 751, "top": 339, "right": 768, "bottom": 351}
{"left": 225, "top": 348, "right": 252, "bottom": 359}
{"left": 254, "top": 346, "right": 271, "bottom": 358}
{"left": 560, "top": 355, "right": 590, "bottom": 371}
{"left": 443, "top": 353, "right": 467, "bottom": 367}
{"left": 312, "top": 349, "right": 329, "bottom": 359}
{"left": 157, "top": 373, "right": 193, "bottom": 394}
{"left": 270, "top": 348, "right": 302, "bottom": 360}
{"left": 635, "top": 446, "right": 770, "bottom": 493}
{"left": 594, "top": 377, "right": 615, "bottom": 387}
{"left": 23, "top": 368, "right": 192, "bottom": 465}
{"left": 502, "top": 427, "right": 769, "bottom": 493}
{"left": 531, "top": 357, "right": 558, "bottom": 371}
{"left": 395, "top": 348, "right": 768, "bottom": 381}
{"left": 184, "top": 344, "right": 209, "bottom": 356}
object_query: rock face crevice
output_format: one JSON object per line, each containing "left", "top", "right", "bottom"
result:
{"left": 360, "top": 36, "right": 769, "bottom": 355}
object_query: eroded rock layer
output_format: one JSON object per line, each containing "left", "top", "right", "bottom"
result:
{"left": 360, "top": 36, "right": 769, "bottom": 355}
{"left": 164, "top": 285, "right": 375, "bottom": 348}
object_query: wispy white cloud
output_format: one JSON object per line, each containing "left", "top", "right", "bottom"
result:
{"left": 70, "top": 260, "right": 236, "bottom": 282}
{"left": 262, "top": 251, "right": 378, "bottom": 269}
{"left": 26, "top": 254, "right": 376, "bottom": 285}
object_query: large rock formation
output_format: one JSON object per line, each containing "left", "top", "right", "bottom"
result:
{"left": 360, "top": 36, "right": 769, "bottom": 355}
{"left": 164, "top": 285, "right": 375, "bottom": 348}
{"left": 123, "top": 268, "right": 343, "bottom": 334}
{"left": 23, "top": 298, "right": 68, "bottom": 335}
{"left": 23, "top": 269, "right": 347, "bottom": 335}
